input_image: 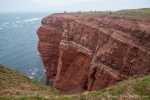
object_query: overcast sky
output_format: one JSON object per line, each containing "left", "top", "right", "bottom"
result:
{"left": 0, "top": 0, "right": 150, "bottom": 13}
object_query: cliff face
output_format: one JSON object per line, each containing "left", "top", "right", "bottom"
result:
{"left": 37, "top": 13, "right": 150, "bottom": 94}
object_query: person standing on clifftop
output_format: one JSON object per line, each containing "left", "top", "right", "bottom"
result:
{"left": 109, "top": 10, "right": 112, "bottom": 15}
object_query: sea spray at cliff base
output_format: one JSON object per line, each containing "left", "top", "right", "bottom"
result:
{"left": 0, "top": 12, "right": 52, "bottom": 83}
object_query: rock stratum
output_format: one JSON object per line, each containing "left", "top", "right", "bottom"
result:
{"left": 37, "top": 13, "right": 150, "bottom": 94}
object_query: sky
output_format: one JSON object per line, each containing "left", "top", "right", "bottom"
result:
{"left": 0, "top": 0, "right": 150, "bottom": 13}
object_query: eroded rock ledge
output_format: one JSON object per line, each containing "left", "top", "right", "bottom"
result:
{"left": 37, "top": 13, "right": 150, "bottom": 94}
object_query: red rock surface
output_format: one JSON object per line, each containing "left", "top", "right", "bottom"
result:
{"left": 37, "top": 13, "right": 150, "bottom": 94}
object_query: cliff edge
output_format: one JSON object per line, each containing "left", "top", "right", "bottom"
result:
{"left": 37, "top": 12, "right": 150, "bottom": 94}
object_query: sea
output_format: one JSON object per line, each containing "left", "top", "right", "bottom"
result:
{"left": 0, "top": 12, "right": 52, "bottom": 83}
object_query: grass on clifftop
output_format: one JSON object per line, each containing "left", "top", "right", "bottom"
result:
{"left": 77, "top": 8, "right": 150, "bottom": 19}
{"left": 1, "top": 64, "right": 150, "bottom": 100}
{"left": 112, "top": 8, "right": 150, "bottom": 18}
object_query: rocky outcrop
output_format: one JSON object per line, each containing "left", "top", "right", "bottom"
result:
{"left": 37, "top": 13, "right": 150, "bottom": 94}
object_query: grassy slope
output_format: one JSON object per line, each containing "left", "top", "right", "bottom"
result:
{"left": 0, "top": 64, "right": 59, "bottom": 100}
{"left": 77, "top": 8, "right": 150, "bottom": 18}
{"left": 1, "top": 64, "right": 150, "bottom": 100}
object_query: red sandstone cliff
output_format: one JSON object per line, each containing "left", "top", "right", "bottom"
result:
{"left": 37, "top": 13, "right": 150, "bottom": 94}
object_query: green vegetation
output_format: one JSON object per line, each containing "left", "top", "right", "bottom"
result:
{"left": 1, "top": 64, "right": 150, "bottom": 100}
{"left": 76, "top": 8, "right": 150, "bottom": 19}
{"left": 113, "top": 8, "right": 150, "bottom": 18}
{"left": 134, "top": 77, "right": 150, "bottom": 97}
{"left": 0, "top": 64, "right": 59, "bottom": 100}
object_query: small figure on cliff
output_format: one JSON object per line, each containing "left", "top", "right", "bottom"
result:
{"left": 109, "top": 10, "right": 112, "bottom": 15}
{"left": 64, "top": 11, "right": 66, "bottom": 13}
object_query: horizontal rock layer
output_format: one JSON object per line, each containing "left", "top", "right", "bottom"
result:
{"left": 37, "top": 13, "right": 150, "bottom": 94}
